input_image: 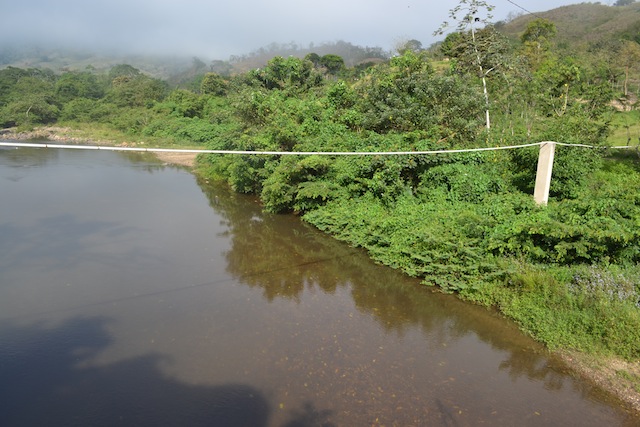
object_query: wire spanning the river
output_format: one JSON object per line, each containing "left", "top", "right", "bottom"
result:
{"left": 0, "top": 141, "right": 635, "bottom": 156}
{"left": 504, "top": 0, "right": 546, "bottom": 20}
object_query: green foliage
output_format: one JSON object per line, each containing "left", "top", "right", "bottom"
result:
{"left": 164, "top": 89, "right": 205, "bottom": 118}
{"left": 2, "top": 96, "right": 59, "bottom": 127}
{"left": 141, "top": 116, "right": 220, "bottom": 143}
{"left": 304, "top": 52, "right": 322, "bottom": 66}
{"left": 441, "top": 26, "right": 512, "bottom": 77}
{"left": 304, "top": 194, "right": 505, "bottom": 293}
{"left": 225, "top": 155, "right": 274, "bottom": 194}
{"left": 354, "top": 51, "right": 484, "bottom": 140}
{"left": 473, "top": 262, "right": 640, "bottom": 359}
{"left": 319, "top": 54, "right": 345, "bottom": 76}
{"left": 261, "top": 155, "right": 340, "bottom": 213}
{"left": 249, "top": 56, "right": 323, "bottom": 91}
{"left": 104, "top": 107, "right": 155, "bottom": 134}
{"left": 2, "top": 29, "right": 637, "bottom": 362}
{"left": 439, "top": 32, "right": 464, "bottom": 59}
{"left": 487, "top": 164, "right": 640, "bottom": 265}
{"left": 511, "top": 144, "right": 604, "bottom": 200}
{"left": 201, "top": 72, "right": 228, "bottom": 96}
{"left": 419, "top": 161, "right": 507, "bottom": 202}
{"left": 0, "top": 73, "right": 59, "bottom": 126}
{"left": 0, "top": 67, "right": 31, "bottom": 105}
{"left": 608, "top": 110, "right": 640, "bottom": 146}
{"left": 520, "top": 19, "right": 557, "bottom": 48}
{"left": 520, "top": 19, "right": 557, "bottom": 69}
{"left": 325, "top": 81, "right": 356, "bottom": 109}
{"left": 509, "top": 85, "right": 612, "bottom": 199}
{"left": 487, "top": 203, "right": 640, "bottom": 264}
{"left": 55, "top": 71, "right": 104, "bottom": 102}
{"left": 107, "top": 74, "right": 168, "bottom": 107}
{"left": 616, "top": 20, "right": 640, "bottom": 44}
{"left": 108, "top": 64, "right": 141, "bottom": 80}
{"left": 59, "top": 98, "right": 114, "bottom": 122}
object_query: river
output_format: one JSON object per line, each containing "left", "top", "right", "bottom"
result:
{"left": 0, "top": 145, "right": 637, "bottom": 426}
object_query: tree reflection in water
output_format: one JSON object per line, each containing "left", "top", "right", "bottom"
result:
{"left": 0, "top": 149, "right": 631, "bottom": 425}
{"left": 197, "top": 177, "right": 628, "bottom": 414}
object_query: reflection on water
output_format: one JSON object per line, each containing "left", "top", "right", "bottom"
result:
{"left": 0, "top": 146, "right": 637, "bottom": 426}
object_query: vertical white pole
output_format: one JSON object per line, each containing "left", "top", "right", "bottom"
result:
{"left": 534, "top": 142, "right": 556, "bottom": 205}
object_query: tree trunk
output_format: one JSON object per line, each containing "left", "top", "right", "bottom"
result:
{"left": 471, "top": 26, "right": 491, "bottom": 130}
{"left": 624, "top": 65, "right": 629, "bottom": 97}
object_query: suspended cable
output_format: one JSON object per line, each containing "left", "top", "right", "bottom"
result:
{"left": 0, "top": 141, "right": 634, "bottom": 156}
{"left": 504, "top": 0, "right": 546, "bottom": 20}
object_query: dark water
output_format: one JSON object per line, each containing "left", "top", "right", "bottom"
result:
{"left": 0, "top": 146, "right": 637, "bottom": 426}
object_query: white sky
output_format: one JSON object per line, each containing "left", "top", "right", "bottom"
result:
{"left": 2, "top": 1, "right": 598, "bottom": 59}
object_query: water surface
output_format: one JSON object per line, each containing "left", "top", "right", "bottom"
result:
{"left": 0, "top": 146, "right": 636, "bottom": 426}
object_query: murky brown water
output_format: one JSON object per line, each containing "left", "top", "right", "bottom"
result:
{"left": 0, "top": 145, "right": 637, "bottom": 426}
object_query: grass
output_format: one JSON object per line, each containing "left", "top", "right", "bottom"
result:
{"left": 51, "top": 122, "right": 203, "bottom": 149}
{"left": 616, "top": 370, "right": 640, "bottom": 394}
{"left": 607, "top": 110, "right": 640, "bottom": 147}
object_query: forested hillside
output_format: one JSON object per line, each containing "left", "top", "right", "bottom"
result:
{"left": 496, "top": 1, "right": 640, "bottom": 102}
{"left": 1, "top": 2, "right": 640, "bottom": 371}
{"left": 0, "top": 40, "right": 389, "bottom": 81}
{"left": 499, "top": 1, "right": 640, "bottom": 46}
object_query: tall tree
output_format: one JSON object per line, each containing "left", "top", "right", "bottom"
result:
{"left": 55, "top": 71, "right": 104, "bottom": 102}
{"left": 320, "top": 54, "right": 345, "bottom": 76}
{"left": 618, "top": 40, "right": 640, "bottom": 97}
{"left": 1, "top": 74, "right": 59, "bottom": 126}
{"left": 108, "top": 64, "right": 141, "bottom": 81}
{"left": 520, "top": 18, "right": 557, "bottom": 70}
{"left": 108, "top": 74, "right": 167, "bottom": 107}
{"left": 201, "top": 73, "right": 228, "bottom": 96}
{"left": 396, "top": 39, "right": 423, "bottom": 55}
{"left": 435, "top": 0, "right": 496, "bottom": 130}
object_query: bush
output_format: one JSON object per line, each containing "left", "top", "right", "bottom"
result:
{"left": 510, "top": 144, "right": 605, "bottom": 200}
{"left": 305, "top": 194, "right": 505, "bottom": 292}
{"left": 142, "top": 116, "right": 220, "bottom": 143}
{"left": 60, "top": 98, "right": 104, "bottom": 122}
{"left": 261, "top": 156, "right": 338, "bottom": 213}
{"left": 419, "top": 162, "right": 507, "bottom": 203}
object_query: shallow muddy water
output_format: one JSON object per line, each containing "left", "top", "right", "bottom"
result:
{"left": 0, "top": 145, "right": 637, "bottom": 426}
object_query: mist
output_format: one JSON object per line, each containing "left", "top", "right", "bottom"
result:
{"left": 2, "top": 0, "right": 585, "bottom": 60}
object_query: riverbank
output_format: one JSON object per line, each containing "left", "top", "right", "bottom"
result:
{"left": 0, "top": 126, "right": 198, "bottom": 167}
{"left": 560, "top": 351, "right": 640, "bottom": 415}
{"left": 3, "top": 125, "right": 640, "bottom": 416}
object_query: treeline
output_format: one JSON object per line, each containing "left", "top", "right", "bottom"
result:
{"left": 1, "top": 16, "right": 640, "bottom": 361}
{"left": 229, "top": 40, "right": 389, "bottom": 71}
{"left": 0, "top": 64, "right": 168, "bottom": 130}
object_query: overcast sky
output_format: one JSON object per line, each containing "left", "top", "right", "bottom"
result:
{"left": 2, "top": 1, "right": 597, "bottom": 59}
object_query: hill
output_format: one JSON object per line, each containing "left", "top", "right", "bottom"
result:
{"left": 0, "top": 44, "right": 198, "bottom": 79}
{"left": 2, "top": 2, "right": 639, "bottom": 82}
{"left": 0, "top": 39, "right": 389, "bottom": 81}
{"left": 499, "top": 2, "right": 640, "bottom": 47}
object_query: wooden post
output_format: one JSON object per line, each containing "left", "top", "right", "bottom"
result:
{"left": 534, "top": 142, "right": 556, "bottom": 205}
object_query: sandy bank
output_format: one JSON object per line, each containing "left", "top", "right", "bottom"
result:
{"left": 1, "top": 126, "right": 198, "bottom": 168}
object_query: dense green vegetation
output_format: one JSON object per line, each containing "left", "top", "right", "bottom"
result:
{"left": 2, "top": 2, "right": 640, "bottom": 361}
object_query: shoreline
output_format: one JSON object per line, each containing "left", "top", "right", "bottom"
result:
{"left": 558, "top": 351, "right": 640, "bottom": 415}
{"left": 3, "top": 125, "right": 640, "bottom": 416}
{"left": 0, "top": 126, "right": 198, "bottom": 168}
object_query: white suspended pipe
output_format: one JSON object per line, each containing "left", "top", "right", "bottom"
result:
{"left": 2, "top": 140, "right": 635, "bottom": 207}
{"left": 1, "top": 141, "right": 547, "bottom": 155}
{"left": 1, "top": 141, "right": 634, "bottom": 156}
